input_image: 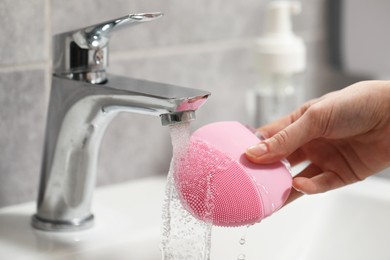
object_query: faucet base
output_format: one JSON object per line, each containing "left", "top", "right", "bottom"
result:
{"left": 31, "top": 214, "right": 94, "bottom": 232}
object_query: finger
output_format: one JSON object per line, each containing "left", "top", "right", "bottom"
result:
{"left": 247, "top": 98, "right": 322, "bottom": 164}
{"left": 293, "top": 171, "right": 346, "bottom": 195}
{"left": 283, "top": 164, "right": 322, "bottom": 205}
{"left": 256, "top": 114, "right": 296, "bottom": 139}
{"left": 246, "top": 113, "right": 319, "bottom": 164}
{"left": 256, "top": 98, "right": 318, "bottom": 138}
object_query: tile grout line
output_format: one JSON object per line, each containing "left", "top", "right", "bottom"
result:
{"left": 0, "top": 62, "right": 48, "bottom": 73}
{"left": 0, "top": 32, "right": 324, "bottom": 72}
{"left": 110, "top": 30, "right": 325, "bottom": 62}
{"left": 110, "top": 38, "right": 256, "bottom": 61}
{"left": 44, "top": 0, "right": 52, "bottom": 100}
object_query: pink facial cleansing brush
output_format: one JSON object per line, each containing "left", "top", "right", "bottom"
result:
{"left": 174, "top": 121, "right": 292, "bottom": 227}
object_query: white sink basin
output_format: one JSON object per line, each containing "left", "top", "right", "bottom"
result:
{"left": 0, "top": 178, "right": 165, "bottom": 260}
{"left": 212, "top": 175, "right": 390, "bottom": 260}
{"left": 1, "top": 173, "right": 390, "bottom": 260}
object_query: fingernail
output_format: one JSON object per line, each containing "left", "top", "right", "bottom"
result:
{"left": 254, "top": 131, "right": 266, "bottom": 141}
{"left": 247, "top": 143, "right": 268, "bottom": 157}
{"left": 293, "top": 187, "right": 306, "bottom": 194}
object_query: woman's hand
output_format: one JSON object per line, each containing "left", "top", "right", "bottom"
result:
{"left": 245, "top": 81, "right": 390, "bottom": 203}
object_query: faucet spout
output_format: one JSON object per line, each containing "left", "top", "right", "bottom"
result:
{"left": 32, "top": 74, "right": 210, "bottom": 231}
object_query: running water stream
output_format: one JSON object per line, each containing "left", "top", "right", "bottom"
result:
{"left": 160, "top": 122, "right": 213, "bottom": 260}
{"left": 160, "top": 122, "right": 254, "bottom": 260}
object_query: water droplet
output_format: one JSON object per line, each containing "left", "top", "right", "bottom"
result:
{"left": 261, "top": 184, "right": 269, "bottom": 194}
{"left": 239, "top": 238, "right": 246, "bottom": 245}
{"left": 237, "top": 253, "right": 246, "bottom": 260}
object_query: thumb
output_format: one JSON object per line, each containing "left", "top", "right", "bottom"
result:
{"left": 246, "top": 114, "right": 318, "bottom": 164}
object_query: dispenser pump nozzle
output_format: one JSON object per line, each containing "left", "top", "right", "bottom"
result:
{"left": 255, "top": 1, "right": 305, "bottom": 74}
{"left": 265, "top": 1, "right": 301, "bottom": 35}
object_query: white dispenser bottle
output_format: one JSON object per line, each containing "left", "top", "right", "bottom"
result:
{"left": 248, "top": 1, "right": 306, "bottom": 127}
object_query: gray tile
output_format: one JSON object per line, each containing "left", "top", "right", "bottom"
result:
{"left": 305, "top": 37, "right": 366, "bottom": 98}
{"left": 0, "top": 0, "right": 46, "bottom": 65}
{"left": 0, "top": 69, "right": 47, "bottom": 207}
{"left": 97, "top": 113, "right": 172, "bottom": 186}
{"left": 109, "top": 46, "right": 258, "bottom": 124}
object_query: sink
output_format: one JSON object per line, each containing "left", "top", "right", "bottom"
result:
{"left": 1, "top": 172, "right": 390, "bottom": 259}
{"left": 0, "top": 178, "right": 164, "bottom": 260}
{"left": 212, "top": 174, "right": 390, "bottom": 260}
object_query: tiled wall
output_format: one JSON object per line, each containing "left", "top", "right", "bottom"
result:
{"left": 0, "top": 0, "right": 358, "bottom": 207}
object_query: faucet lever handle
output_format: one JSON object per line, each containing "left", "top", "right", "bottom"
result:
{"left": 72, "top": 12, "right": 163, "bottom": 49}
{"left": 53, "top": 12, "right": 163, "bottom": 84}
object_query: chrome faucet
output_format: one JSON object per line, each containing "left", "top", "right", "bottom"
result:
{"left": 31, "top": 12, "right": 210, "bottom": 231}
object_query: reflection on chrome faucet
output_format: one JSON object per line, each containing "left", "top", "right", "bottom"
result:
{"left": 32, "top": 12, "right": 210, "bottom": 232}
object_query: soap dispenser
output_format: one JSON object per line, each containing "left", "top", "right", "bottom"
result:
{"left": 248, "top": 0, "right": 306, "bottom": 127}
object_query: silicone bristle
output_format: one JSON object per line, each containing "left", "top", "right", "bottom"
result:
{"left": 174, "top": 139, "right": 263, "bottom": 227}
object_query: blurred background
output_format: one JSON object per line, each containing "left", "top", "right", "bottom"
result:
{"left": 0, "top": 0, "right": 387, "bottom": 207}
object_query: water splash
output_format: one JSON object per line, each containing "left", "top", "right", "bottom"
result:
{"left": 161, "top": 122, "right": 213, "bottom": 260}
